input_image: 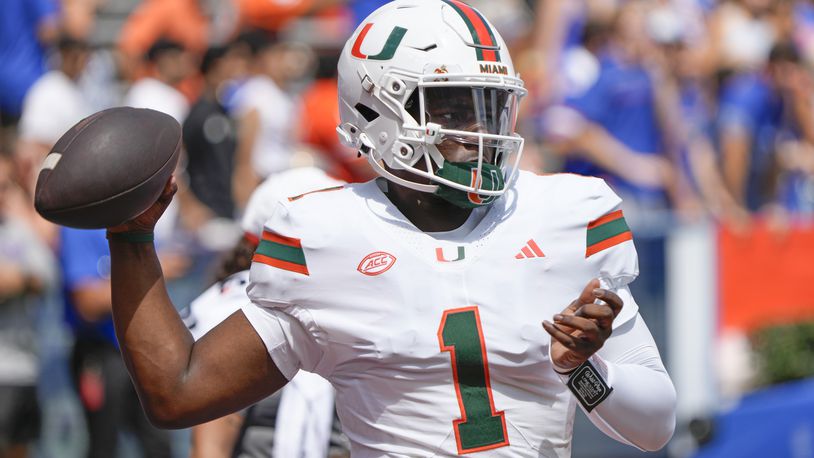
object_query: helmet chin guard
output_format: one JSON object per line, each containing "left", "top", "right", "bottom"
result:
{"left": 336, "top": 0, "right": 527, "bottom": 202}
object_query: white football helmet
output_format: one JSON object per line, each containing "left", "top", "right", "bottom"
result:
{"left": 336, "top": 0, "right": 526, "bottom": 201}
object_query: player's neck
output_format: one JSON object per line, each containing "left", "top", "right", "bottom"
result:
{"left": 385, "top": 183, "right": 472, "bottom": 232}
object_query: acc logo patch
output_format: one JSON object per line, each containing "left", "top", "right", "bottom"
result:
{"left": 358, "top": 252, "right": 397, "bottom": 276}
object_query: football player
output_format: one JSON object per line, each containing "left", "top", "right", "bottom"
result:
{"left": 106, "top": 1, "right": 677, "bottom": 456}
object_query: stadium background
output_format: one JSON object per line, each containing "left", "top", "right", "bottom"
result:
{"left": 2, "top": 0, "right": 814, "bottom": 457}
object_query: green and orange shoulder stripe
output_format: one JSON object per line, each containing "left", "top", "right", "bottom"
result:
{"left": 252, "top": 186, "right": 345, "bottom": 276}
{"left": 585, "top": 210, "right": 633, "bottom": 258}
{"left": 253, "top": 230, "right": 309, "bottom": 276}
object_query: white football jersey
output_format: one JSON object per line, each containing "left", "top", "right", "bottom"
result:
{"left": 242, "top": 170, "right": 640, "bottom": 457}
{"left": 184, "top": 271, "right": 250, "bottom": 340}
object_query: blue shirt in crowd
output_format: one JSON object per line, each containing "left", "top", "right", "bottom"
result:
{"left": 0, "top": 0, "right": 58, "bottom": 118}
{"left": 563, "top": 52, "right": 665, "bottom": 200}
{"left": 717, "top": 72, "right": 784, "bottom": 211}
{"left": 58, "top": 227, "right": 117, "bottom": 347}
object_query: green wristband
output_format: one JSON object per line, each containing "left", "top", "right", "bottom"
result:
{"left": 106, "top": 231, "right": 155, "bottom": 243}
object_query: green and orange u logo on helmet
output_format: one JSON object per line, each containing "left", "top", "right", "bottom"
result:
{"left": 351, "top": 2, "right": 500, "bottom": 63}
{"left": 351, "top": 23, "right": 408, "bottom": 61}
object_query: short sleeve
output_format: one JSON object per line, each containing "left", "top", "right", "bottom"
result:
{"left": 240, "top": 302, "right": 324, "bottom": 380}
{"left": 242, "top": 201, "right": 327, "bottom": 379}
{"left": 247, "top": 201, "right": 309, "bottom": 305}
{"left": 59, "top": 228, "right": 110, "bottom": 289}
{"left": 583, "top": 180, "right": 640, "bottom": 327}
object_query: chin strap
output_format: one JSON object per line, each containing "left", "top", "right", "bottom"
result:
{"left": 434, "top": 161, "right": 505, "bottom": 209}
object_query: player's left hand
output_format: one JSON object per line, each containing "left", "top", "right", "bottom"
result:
{"left": 542, "top": 278, "right": 623, "bottom": 373}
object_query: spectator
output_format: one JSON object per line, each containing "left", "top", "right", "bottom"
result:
{"left": 17, "top": 35, "right": 92, "bottom": 195}
{"left": 541, "top": 2, "right": 676, "bottom": 221}
{"left": 14, "top": 34, "right": 92, "bottom": 248}
{"left": 59, "top": 227, "right": 171, "bottom": 458}
{"left": 124, "top": 39, "right": 193, "bottom": 125}
{"left": 231, "top": 31, "right": 314, "bottom": 208}
{"left": 643, "top": 2, "right": 747, "bottom": 224}
{"left": 0, "top": 0, "right": 59, "bottom": 154}
{"left": 124, "top": 38, "right": 195, "bottom": 242}
{"left": 706, "top": 0, "right": 781, "bottom": 74}
{"left": 717, "top": 41, "right": 814, "bottom": 213}
{"left": 183, "top": 46, "right": 241, "bottom": 219}
{"left": 539, "top": 1, "right": 686, "bottom": 371}
{"left": 0, "top": 156, "right": 56, "bottom": 458}
{"left": 117, "top": 0, "right": 208, "bottom": 99}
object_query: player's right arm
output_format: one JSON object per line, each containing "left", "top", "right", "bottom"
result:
{"left": 107, "top": 179, "right": 287, "bottom": 428}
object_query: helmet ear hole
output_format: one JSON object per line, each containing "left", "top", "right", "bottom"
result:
{"left": 355, "top": 103, "right": 380, "bottom": 122}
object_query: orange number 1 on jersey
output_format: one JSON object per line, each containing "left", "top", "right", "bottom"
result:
{"left": 438, "top": 306, "right": 509, "bottom": 454}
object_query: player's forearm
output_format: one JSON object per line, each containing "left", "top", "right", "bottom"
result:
{"left": 570, "top": 315, "right": 676, "bottom": 451}
{"left": 109, "top": 239, "right": 197, "bottom": 426}
{"left": 584, "top": 356, "right": 676, "bottom": 451}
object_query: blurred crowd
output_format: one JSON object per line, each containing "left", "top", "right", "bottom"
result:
{"left": 530, "top": 0, "right": 814, "bottom": 232}
{"left": 1, "top": 0, "right": 814, "bottom": 456}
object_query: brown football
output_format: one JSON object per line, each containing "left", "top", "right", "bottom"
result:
{"left": 34, "top": 107, "right": 181, "bottom": 229}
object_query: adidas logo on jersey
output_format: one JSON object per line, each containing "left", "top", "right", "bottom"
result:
{"left": 358, "top": 252, "right": 397, "bottom": 276}
{"left": 515, "top": 239, "right": 545, "bottom": 259}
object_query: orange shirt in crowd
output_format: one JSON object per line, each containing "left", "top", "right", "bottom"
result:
{"left": 117, "top": 0, "right": 207, "bottom": 100}
{"left": 300, "top": 78, "right": 371, "bottom": 183}
{"left": 236, "top": 0, "right": 316, "bottom": 31}
{"left": 119, "top": 0, "right": 208, "bottom": 58}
